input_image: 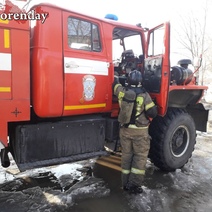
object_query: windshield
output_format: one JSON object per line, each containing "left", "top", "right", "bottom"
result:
{"left": 112, "top": 27, "right": 144, "bottom": 76}
{"left": 112, "top": 27, "right": 143, "bottom": 61}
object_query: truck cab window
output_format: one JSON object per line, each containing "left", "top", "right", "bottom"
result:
{"left": 148, "top": 27, "right": 164, "bottom": 56}
{"left": 144, "top": 26, "right": 165, "bottom": 94}
{"left": 67, "top": 17, "right": 101, "bottom": 52}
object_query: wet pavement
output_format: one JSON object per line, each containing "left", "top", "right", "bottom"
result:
{"left": 0, "top": 132, "right": 212, "bottom": 212}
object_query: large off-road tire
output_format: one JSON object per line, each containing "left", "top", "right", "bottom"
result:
{"left": 149, "top": 108, "right": 196, "bottom": 171}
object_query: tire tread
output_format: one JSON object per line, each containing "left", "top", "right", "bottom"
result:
{"left": 149, "top": 108, "right": 196, "bottom": 171}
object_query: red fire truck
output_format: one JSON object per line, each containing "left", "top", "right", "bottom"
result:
{"left": 0, "top": 2, "right": 208, "bottom": 171}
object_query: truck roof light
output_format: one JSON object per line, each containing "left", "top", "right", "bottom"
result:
{"left": 104, "top": 14, "right": 118, "bottom": 21}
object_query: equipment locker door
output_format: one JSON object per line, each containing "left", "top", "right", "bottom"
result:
{"left": 143, "top": 22, "right": 170, "bottom": 116}
{"left": 0, "top": 27, "right": 12, "bottom": 100}
{"left": 62, "top": 12, "right": 112, "bottom": 116}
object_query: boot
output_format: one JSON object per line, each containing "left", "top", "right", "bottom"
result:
{"left": 129, "top": 185, "right": 143, "bottom": 194}
{"left": 124, "top": 182, "right": 143, "bottom": 194}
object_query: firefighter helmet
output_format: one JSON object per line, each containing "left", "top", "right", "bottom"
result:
{"left": 127, "top": 70, "right": 142, "bottom": 86}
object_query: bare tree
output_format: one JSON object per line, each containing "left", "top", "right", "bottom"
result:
{"left": 173, "top": 0, "right": 212, "bottom": 85}
{"left": 68, "top": 18, "right": 91, "bottom": 45}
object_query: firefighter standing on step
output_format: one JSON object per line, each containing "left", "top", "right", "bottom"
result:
{"left": 113, "top": 70, "right": 158, "bottom": 194}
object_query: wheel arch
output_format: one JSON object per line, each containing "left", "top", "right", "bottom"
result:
{"left": 168, "top": 88, "right": 209, "bottom": 132}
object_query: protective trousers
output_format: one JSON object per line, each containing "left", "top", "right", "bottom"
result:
{"left": 119, "top": 127, "right": 150, "bottom": 187}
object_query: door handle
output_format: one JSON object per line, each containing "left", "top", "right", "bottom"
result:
{"left": 65, "top": 61, "right": 79, "bottom": 68}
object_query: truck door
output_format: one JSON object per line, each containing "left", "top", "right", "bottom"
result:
{"left": 62, "top": 12, "right": 111, "bottom": 116}
{"left": 143, "top": 22, "right": 170, "bottom": 116}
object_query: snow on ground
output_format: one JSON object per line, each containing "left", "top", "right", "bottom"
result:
{"left": 127, "top": 133, "right": 212, "bottom": 212}
{"left": 0, "top": 157, "right": 110, "bottom": 212}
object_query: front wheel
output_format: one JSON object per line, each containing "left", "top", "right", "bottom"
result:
{"left": 149, "top": 108, "right": 196, "bottom": 171}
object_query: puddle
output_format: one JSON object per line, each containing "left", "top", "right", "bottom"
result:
{"left": 0, "top": 171, "right": 61, "bottom": 192}
{"left": 0, "top": 165, "right": 102, "bottom": 193}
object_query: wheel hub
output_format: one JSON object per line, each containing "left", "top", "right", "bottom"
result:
{"left": 171, "top": 125, "right": 190, "bottom": 157}
{"left": 175, "top": 136, "right": 183, "bottom": 147}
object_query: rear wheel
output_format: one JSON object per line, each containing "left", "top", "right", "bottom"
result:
{"left": 149, "top": 108, "right": 196, "bottom": 171}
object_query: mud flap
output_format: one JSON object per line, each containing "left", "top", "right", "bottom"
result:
{"left": 186, "top": 103, "right": 209, "bottom": 132}
{"left": 12, "top": 117, "right": 107, "bottom": 171}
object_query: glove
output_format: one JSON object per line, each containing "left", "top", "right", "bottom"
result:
{"left": 113, "top": 75, "right": 120, "bottom": 84}
{"left": 112, "top": 75, "right": 120, "bottom": 92}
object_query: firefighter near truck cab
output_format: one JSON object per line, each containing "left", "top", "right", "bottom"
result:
{"left": 0, "top": 2, "right": 209, "bottom": 172}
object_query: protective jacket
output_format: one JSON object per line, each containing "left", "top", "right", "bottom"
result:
{"left": 114, "top": 83, "right": 157, "bottom": 128}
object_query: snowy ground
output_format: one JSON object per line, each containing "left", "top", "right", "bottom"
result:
{"left": 0, "top": 133, "right": 212, "bottom": 212}
{"left": 129, "top": 132, "right": 212, "bottom": 212}
{"left": 0, "top": 158, "right": 110, "bottom": 212}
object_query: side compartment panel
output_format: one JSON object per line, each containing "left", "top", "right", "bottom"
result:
{"left": 0, "top": 20, "right": 30, "bottom": 146}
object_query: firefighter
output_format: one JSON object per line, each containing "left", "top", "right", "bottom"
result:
{"left": 113, "top": 70, "right": 158, "bottom": 194}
